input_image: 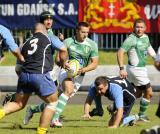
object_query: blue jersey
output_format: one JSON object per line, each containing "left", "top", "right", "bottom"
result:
{"left": 88, "top": 76, "right": 136, "bottom": 109}
{"left": 0, "top": 25, "right": 18, "bottom": 51}
{"left": 47, "top": 29, "right": 64, "bottom": 51}
{"left": 21, "top": 33, "right": 53, "bottom": 74}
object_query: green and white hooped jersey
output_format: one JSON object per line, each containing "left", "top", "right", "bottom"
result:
{"left": 64, "top": 37, "right": 98, "bottom": 68}
{"left": 121, "top": 33, "right": 150, "bottom": 67}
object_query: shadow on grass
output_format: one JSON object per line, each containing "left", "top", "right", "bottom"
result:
{"left": 0, "top": 122, "right": 37, "bottom": 131}
{"left": 63, "top": 119, "right": 106, "bottom": 122}
{"left": 64, "top": 125, "right": 107, "bottom": 128}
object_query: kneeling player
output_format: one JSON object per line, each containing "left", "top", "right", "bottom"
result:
{"left": 82, "top": 76, "right": 137, "bottom": 128}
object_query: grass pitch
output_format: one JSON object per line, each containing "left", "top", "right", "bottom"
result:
{"left": 0, "top": 104, "right": 159, "bottom": 134}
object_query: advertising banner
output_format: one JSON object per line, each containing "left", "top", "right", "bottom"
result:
{"left": 0, "top": 0, "right": 78, "bottom": 29}
{"left": 78, "top": 0, "right": 160, "bottom": 33}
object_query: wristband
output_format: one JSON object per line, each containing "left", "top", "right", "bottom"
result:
{"left": 120, "top": 66, "right": 124, "bottom": 70}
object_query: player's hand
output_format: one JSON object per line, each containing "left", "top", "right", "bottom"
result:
{"left": 108, "top": 125, "right": 118, "bottom": 128}
{"left": 64, "top": 61, "right": 70, "bottom": 70}
{"left": 82, "top": 113, "right": 91, "bottom": 119}
{"left": 78, "top": 68, "right": 86, "bottom": 75}
{"left": 58, "top": 33, "right": 64, "bottom": 41}
{"left": 119, "top": 70, "right": 128, "bottom": 78}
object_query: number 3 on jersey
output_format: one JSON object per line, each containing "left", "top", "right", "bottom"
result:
{"left": 28, "top": 38, "right": 38, "bottom": 55}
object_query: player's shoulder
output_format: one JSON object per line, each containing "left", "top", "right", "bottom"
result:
{"left": 127, "top": 33, "right": 136, "bottom": 39}
{"left": 140, "top": 34, "right": 149, "bottom": 41}
{"left": 85, "top": 37, "right": 97, "bottom": 45}
{"left": 63, "top": 37, "right": 74, "bottom": 45}
{"left": 64, "top": 37, "right": 73, "bottom": 42}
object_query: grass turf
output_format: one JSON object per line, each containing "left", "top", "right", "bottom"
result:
{"left": 0, "top": 104, "right": 159, "bottom": 134}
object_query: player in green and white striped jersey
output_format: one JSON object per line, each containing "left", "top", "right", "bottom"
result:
{"left": 117, "top": 18, "right": 156, "bottom": 122}
{"left": 50, "top": 22, "right": 98, "bottom": 127}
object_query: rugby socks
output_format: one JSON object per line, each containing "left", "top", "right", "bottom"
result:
{"left": 138, "top": 98, "right": 150, "bottom": 116}
{"left": 37, "top": 127, "right": 47, "bottom": 134}
{"left": 52, "top": 93, "right": 69, "bottom": 121}
{"left": 30, "top": 103, "right": 46, "bottom": 113}
{"left": 0, "top": 109, "right": 5, "bottom": 119}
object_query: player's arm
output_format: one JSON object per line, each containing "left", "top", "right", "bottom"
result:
{"left": 48, "top": 34, "right": 68, "bottom": 68}
{"left": 117, "top": 48, "right": 127, "bottom": 78}
{"left": 108, "top": 86, "right": 124, "bottom": 128}
{"left": 147, "top": 45, "right": 156, "bottom": 59}
{"left": 82, "top": 85, "right": 95, "bottom": 119}
{"left": 12, "top": 48, "right": 24, "bottom": 63}
{"left": 109, "top": 108, "right": 123, "bottom": 128}
{"left": 79, "top": 57, "right": 98, "bottom": 74}
{"left": 58, "top": 46, "right": 68, "bottom": 68}
{"left": 82, "top": 95, "right": 93, "bottom": 119}
{"left": 0, "top": 26, "right": 24, "bottom": 63}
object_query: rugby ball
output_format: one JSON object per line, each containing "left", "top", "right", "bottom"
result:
{"left": 67, "top": 59, "right": 80, "bottom": 78}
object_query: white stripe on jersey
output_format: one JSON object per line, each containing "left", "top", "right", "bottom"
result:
{"left": 42, "top": 43, "right": 51, "bottom": 74}
{"left": 123, "top": 89, "right": 136, "bottom": 100}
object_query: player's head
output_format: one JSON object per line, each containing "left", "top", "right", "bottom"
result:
{"left": 94, "top": 76, "right": 108, "bottom": 96}
{"left": 76, "top": 22, "right": 90, "bottom": 42}
{"left": 40, "top": 11, "right": 53, "bottom": 30}
{"left": 133, "top": 18, "right": 146, "bottom": 37}
{"left": 33, "top": 23, "right": 47, "bottom": 35}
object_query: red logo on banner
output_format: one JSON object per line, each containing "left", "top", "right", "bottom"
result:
{"left": 78, "top": 0, "right": 160, "bottom": 33}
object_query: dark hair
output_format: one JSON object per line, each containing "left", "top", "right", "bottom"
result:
{"left": 133, "top": 18, "right": 146, "bottom": 28}
{"left": 76, "top": 22, "right": 89, "bottom": 30}
{"left": 95, "top": 76, "right": 108, "bottom": 87}
{"left": 40, "top": 11, "right": 53, "bottom": 23}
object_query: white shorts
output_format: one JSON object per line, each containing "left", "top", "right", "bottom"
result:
{"left": 49, "top": 64, "right": 61, "bottom": 82}
{"left": 58, "top": 68, "right": 84, "bottom": 93}
{"left": 126, "top": 65, "right": 150, "bottom": 86}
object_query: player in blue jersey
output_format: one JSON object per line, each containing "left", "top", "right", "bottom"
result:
{"left": 82, "top": 76, "right": 136, "bottom": 128}
{"left": 0, "top": 23, "right": 67, "bottom": 134}
{"left": 2, "top": 11, "right": 64, "bottom": 115}
{"left": 0, "top": 25, "right": 24, "bottom": 63}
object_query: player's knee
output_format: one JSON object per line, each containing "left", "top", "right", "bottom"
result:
{"left": 62, "top": 80, "right": 74, "bottom": 96}
{"left": 46, "top": 101, "right": 58, "bottom": 111}
{"left": 145, "top": 91, "right": 153, "bottom": 99}
{"left": 16, "top": 102, "right": 26, "bottom": 109}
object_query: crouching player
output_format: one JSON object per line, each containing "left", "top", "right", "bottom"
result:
{"left": 82, "top": 76, "right": 137, "bottom": 128}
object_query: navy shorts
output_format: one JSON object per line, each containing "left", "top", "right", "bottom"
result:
{"left": 112, "top": 88, "right": 136, "bottom": 118}
{"left": 17, "top": 72, "right": 56, "bottom": 96}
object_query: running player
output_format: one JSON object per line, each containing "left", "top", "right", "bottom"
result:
{"left": 50, "top": 21, "right": 98, "bottom": 127}
{"left": 0, "top": 23, "right": 67, "bottom": 134}
{"left": 117, "top": 18, "right": 156, "bottom": 122}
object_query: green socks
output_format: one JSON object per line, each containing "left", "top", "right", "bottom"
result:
{"left": 139, "top": 98, "right": 150, "bottom": 116}
{"left": 30, "top": 103, "right": 46, "bottom": 113}
{"left": 52, "top": 93, "right": 69, "bottom": 121}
